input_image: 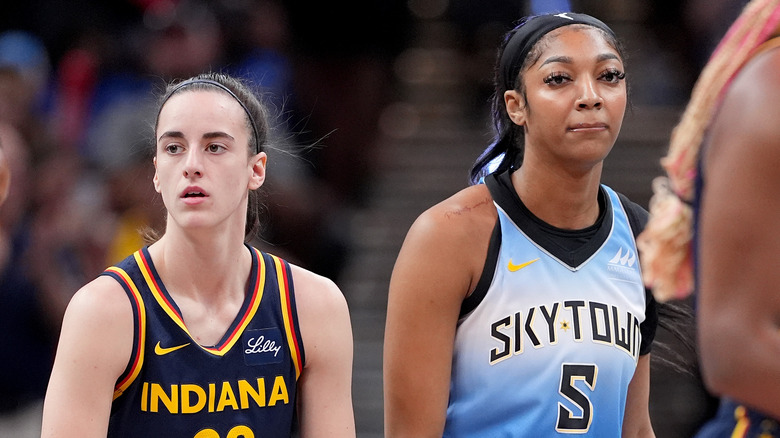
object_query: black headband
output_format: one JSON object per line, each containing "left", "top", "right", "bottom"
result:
{"left": 500, "top": 12, "right": 617, "bottom": 90}
{"left": 157, "top": 78, "right": 262, "bottom": 153}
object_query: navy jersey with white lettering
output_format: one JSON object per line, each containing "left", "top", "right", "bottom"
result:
{"left": 443, "top": 171, "right": 657, "bottom": 437}
{"left": 103, "top": 245, "right": 304, "bottom": 438}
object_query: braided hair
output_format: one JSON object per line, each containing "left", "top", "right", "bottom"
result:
{"left": 637, "top": 0, "right": 780, "bottom": 301}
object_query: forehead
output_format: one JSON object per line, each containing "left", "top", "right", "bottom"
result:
{"left": 159, "top": 89, "right": 245, "bottom": 119}
{"left": 157, "top": 89, "right": 247, "bottom": 130}
{"left": 532, "top": 25, "right": 621, "bottom": 64}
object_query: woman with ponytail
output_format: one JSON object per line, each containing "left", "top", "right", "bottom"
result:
{"left": 638, "top": 0, "right": 780, "bottom": 434}
{"left": 385, "top": 12, "right": 658, "bottom": 437}
{"left": 41, "top": 72, "right": 356, "bottom": 437}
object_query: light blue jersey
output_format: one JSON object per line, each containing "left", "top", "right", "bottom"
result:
{"left": 444, "top": 172, "right": 654, "bottom": 437}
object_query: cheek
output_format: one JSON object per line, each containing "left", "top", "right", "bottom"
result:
{"left": 152, "top": 162, "right": 177, "bottom": 196}
{"left": 604, "top": 86, "right": 627, "bottom": 109}
{"left": 607, "top": 94, "right": 628, "bottom": 123}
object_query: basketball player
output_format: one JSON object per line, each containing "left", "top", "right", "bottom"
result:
{"left": 41, "top": 73, "right": 355, "bottom": 437}
{"left": 384, "top": 12, "right": 657, "bottom": 437}
{"left": 638, "top": 0, "right": 780, "bottom": 435}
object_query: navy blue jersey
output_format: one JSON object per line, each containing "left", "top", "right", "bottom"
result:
{"left": 103, "top": 245, "right": 304, "bottom": 438}
{"left": 693, "top": 399, "right": 780, "bottom": 438}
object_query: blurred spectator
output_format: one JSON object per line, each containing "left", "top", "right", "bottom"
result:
{"left": 0, "top": 31, "right": 53, "bottom": 160}
{"left": 0, "top": 123, "right": 47, "bottom": 438}
{"left": 256, "top": 0, "right": 414, "bottom": 280}
{"left": 213, "top": 0, "right": 346, "bottom": 278}
{"left": 0, "top": 32, "right": 53, "bottom": 438}
{"left": 140, "top": 0, "right": 224, "bottom": 80}
{"left": 285, "top": 1, "right": 413, "bottom": 207}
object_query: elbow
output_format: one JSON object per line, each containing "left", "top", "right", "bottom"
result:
{"left": 699, "top": 359, "right": 740, "bottom": 397}
{"left": 697, "top": 333, "right": 741, "bottom": 396}
{"left": 696, "top": 312, "right": 746, "bottom": 396}
{"left": 697, "top": 315, "right": 779, "bottom": 396}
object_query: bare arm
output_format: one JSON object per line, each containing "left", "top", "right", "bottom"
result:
{"left": 697, "top": 47, "right": 780, "bottom": 417}
{"left": 293, "top": 266, "right": 355, "bottom": 437}
{"left": 384, "top": 186, "right": 494, "bottom": 437}
{"left": 622, "top": 355, "right": 655, "bottom": 438}
{"left": 41, "top": 276, "right": 134, "bottom": 438}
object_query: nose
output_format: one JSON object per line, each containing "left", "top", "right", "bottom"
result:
{"left": 183, "top": 148, "right": 203, "bottom": 178}
{"left": 576, "top": 78, "right": 603, "bottom": 109}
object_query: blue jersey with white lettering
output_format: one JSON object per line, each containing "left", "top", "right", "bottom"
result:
{"left": 443, "top": 171, "right": 656, "bottom": 437}
{"left": 103, "top": 245, "right": 305, "bottom": 438}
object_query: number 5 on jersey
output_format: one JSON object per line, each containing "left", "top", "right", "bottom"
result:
{"left": 556, "top": 363, "right": 597, "bottom": 433}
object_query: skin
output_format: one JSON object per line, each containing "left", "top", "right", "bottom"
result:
{"left": 0, "top": 145, "right": 9, "bottom": 207}
{"left": 41, "top": 89, "right": 355, "bottom": 437}
{"left": 384, "top": 26, "right": 654, "bottom": 437}
{"left": 697, "top": 45, "right": 780, "bottom": 418}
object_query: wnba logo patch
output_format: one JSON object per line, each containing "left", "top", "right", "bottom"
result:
{"left": 243, "top": 328, "right": 284, "bottom": 366}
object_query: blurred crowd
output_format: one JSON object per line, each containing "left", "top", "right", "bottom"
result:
{"left": 0, "top": 0, "right": 411, "bottom": 434}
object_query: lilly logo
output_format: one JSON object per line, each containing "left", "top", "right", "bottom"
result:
{"left": 243, "top": 328, "right": 284, "bottom": 366}
{"left": 608, "top": 247, "right": 636, "bottom": 268}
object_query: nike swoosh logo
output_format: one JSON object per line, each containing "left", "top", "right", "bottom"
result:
{"left": 508, "top": 258, "right": 539, "bottom": 272}
{"left": 154, "top": 341, "right": 191, "bottom": 356}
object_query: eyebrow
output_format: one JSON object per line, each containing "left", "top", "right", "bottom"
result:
{"left": 539, "top": 53, "right": 621, "bottom": 69}
{"left": 157, "top": 131, "right": 236, "bottom": 143}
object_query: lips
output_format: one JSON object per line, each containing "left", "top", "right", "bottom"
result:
{"left": 180, "top": 186, "right": 208, "bottom": 199}
{"left": 568, "top": 122, "right": 608, "bottom": 131}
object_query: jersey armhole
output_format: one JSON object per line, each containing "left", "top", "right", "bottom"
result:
{"left": 100, "top": 267, "right": 145, "bottom": 399}
{"left": 265, "top": 252, "right": 306, "bottom": 379}
{"left": 616, "top": 192, "right": 648, "bottom": 237}
{"left": 615, "top": 192, "right": 658, "bottom": 354}
{"left": 282, "top": 259, "right": 306, "bottom": 377}
{"left": 459, "top": 219, "right": 501, "bottom": 318}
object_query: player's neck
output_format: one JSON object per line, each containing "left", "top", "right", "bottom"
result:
{"left": 511, "top": 165, "right": 602, "bottom": 230}
{"left": 149, "top": 230, "right": 251, "bottom": 300}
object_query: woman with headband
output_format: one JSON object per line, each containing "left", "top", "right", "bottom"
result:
{"left": 384, "top": 12, "right": 657, "bottom": 437}
{"left": 638, "top": 0, "right": 780, "bottom": 435}
{"left": 41, "top": 72, "right": 355, "bottom": 437}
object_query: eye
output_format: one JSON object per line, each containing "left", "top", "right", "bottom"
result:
{"left": 543, "top": 72, "right": 571, "bottom": 86}
{"left": 164, "top": 143, "right": 183, "bottom": 154}
{"left": 599, "top": 68, "right": 626, "bottom": 84}
{"left": 207, "top": 143, "right": 226, "bottom": 154}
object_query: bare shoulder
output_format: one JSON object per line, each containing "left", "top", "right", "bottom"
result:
{"left": 66, "top": 275, "right": 133, "bottom": 328}
{"left": 288, "top": 264, "right": 352, "bottom": 369}
{"left": 286, "top": 266, "right": 355, "bottom": 435}
{"left": 390, "top": 183, "right": 497, "bottom": 304}
{"left": 289, "top": 265, "right": 348, "bottom": 315}
{"left": 60, "top": 274, "right": 135, "bottom": 367}
{"left": 732, "top": 44, "right": 780, "bottom": 101}
{"left": 43, "top": 275, "right": 134, "bottom": 436}
{"left": 423, "top": 183, "right": 496, "bottom": 227}
{"left": 409, "top": 183, "right": 497, "bottom": 250}
{"left": 710, "top": 46, "right": 780, "bottom": 156}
